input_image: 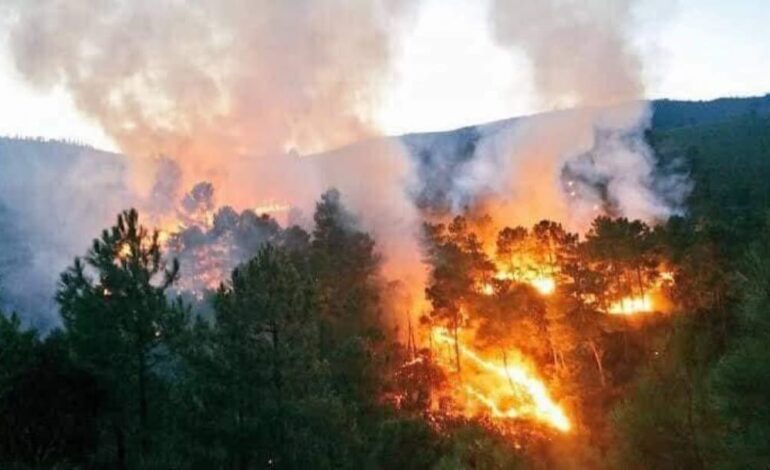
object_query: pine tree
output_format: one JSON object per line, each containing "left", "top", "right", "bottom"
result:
{"left": 175, "top": 244, "right": 356, "bottom": 468}
{"left": 310, "top": 189, "right": 387, "bottom": 405}
{"left": 56, "top": 208, "right": 187, "bottom": 468}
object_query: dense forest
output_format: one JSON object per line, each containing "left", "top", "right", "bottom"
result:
{"left": 2, "top": 97, "right": 770, "bottom": 468}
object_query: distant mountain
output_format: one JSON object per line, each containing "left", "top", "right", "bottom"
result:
{"left": 0, "top": 138, "right": 131, "bottom": 328}
{"left": 651, "top": 94, "right": 770, "bottom": 130}
{"left": 402, "top": 93, "right": 770, "bottom": 168}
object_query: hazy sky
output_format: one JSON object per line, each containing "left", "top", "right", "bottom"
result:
{"left": 0, "top": 0, "right": 768, "bottom": 151}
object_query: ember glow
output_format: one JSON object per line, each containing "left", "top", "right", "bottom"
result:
{"left": 432, "top": 328, "right": 570, "bottom": 432}
{"left": 143, "top": 183, "right": 292, "bottom": 300}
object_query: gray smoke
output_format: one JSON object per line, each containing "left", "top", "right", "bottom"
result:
{"left": 0, "top": 1, "right": 692, "bottom": 329}
{"left": 424, "top": 0, "right": 691, "bottom": 230}
{"left": 2, "top": 0, "right": 417, "bottom": 194}
{"left": 0, "top": 0, "right": 425, "bottom": 327}
{"left": 0, "top": 139, "right": 137, "bottom": 328}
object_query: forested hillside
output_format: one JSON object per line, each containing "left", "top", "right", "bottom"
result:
{"left": 1, "top": 95, "right": 770, "bottom": 468}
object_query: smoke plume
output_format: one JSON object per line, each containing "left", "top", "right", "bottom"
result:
{"left": 3, "top": 0, "right": 416, "bottom": 196}
{"left": 438, "top": 0, "right": 690, "bottom": 231}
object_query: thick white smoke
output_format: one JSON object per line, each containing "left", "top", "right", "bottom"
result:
{"left": 445, "top": 0, "right": 690, "bottom": 230}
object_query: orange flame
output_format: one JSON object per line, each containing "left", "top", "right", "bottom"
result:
{"left": 432, "top": 328, "right": 570, "bottom": 432}
{"left": 488, "top": 270, "right": 557, "bottom": 296}
{"left": 528, "top": 275, "right": 556, "bottom": 295}
{"left": 607, "top": 295, "right": 653, "bottom": 315}
{"left": 605, "top": 271, "right": 673, "bottom": 315}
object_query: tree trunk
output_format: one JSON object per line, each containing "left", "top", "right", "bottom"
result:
{"left": 271, "top": 321, "right": 284, "bottom": 459}
{"left": 684, "top": 376, "right": 705, "bottom": 469}
{"left": 636, "top": 265, "right": 646, "bottom": 300}
{"left": 452, "top": 311, "right": 461, "bottom": 373}
{"left": 502, "top": 350, "right": 516, "bottom": 393}
{"left": 551, "top": 344, "right": 559, "bottom": 369}
{"left": 138, "top": 351, "right": 149, "bottom": 461}
{"left": 588, "top": 340, "right": 606, "bottom": 387}
{"left": 113, "top": 420, "right": 126, "bottom": 470}
{"left": 407, "top": 313, "right": 416, "bottom": 360}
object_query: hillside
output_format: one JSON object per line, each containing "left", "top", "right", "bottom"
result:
{"left": 0, "top": 139, "right": 131, "bottom": 327}
{"left": 651, "top": 114, "right": 770, "bottom": 253}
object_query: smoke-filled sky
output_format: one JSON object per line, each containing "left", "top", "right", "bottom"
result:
{"left": 0, "top": 0, "right": 720, "bottom": 327}
{"left": 0, "top": 0, "right": 768, "bottom": 149}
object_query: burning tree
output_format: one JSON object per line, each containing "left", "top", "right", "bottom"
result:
{"left": 420, "top": 216, "right": 575, "bottom": 433}
{"left": 415, "top": 211, "right": 683, "bottom": 437}
{"left": 423, "top": 216, "right": 495, "bottom": 372}
{"left": 583, "top": 217, "right": 661, "bottom": 315}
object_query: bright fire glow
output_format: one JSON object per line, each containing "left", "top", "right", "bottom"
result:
{"left": 117, "top": 243, "right": 132, "bottom": 259}
{"left": 481, "top": 283, "right": 495, "bottom": 296}
{"left": 489, "top": 270, "right": 557, "bottom": 296}
{"left": 432, "top": 328, "right": 570, "bottom": 432}
{"left": 607, "top": 295, "right": 653, "bottom": 315}
{"left": 529, "top": 276, "right": 556, "bottom": 295}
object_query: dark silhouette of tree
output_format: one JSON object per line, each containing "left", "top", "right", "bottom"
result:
{"left": 0, "top": 324, "right": 103, "bottom": 467}
{"left": 310, "top": 189, "right": 388, "bottom": 406}
{"left": 174, "top": 245, "right": 357, "bottom": 468}
{"left": 56, "top": 208, "right": 187, "bottom": 468}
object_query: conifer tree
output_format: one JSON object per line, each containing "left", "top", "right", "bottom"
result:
{"left": 56, "top": 209, "right": 187, "bottom": 468}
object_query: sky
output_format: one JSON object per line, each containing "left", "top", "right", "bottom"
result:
{"left": 0, "top": 0, "right": 769, "bottom": 151}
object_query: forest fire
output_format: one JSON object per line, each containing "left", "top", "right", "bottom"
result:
{"left": 142, "top": 183, "right": 675, "bottom": 439}
{"left": 528, "top": 276, "right": 556, "bottom": 296}
{"left": 416, "top": 214, "right": 681, "bottom": 440}
{"left": 2, "top": 0, "right": 750, "bottom": 464}
{"left": 431, "top": 328, "right": 570, "bottom": 432}
{"left": 605, "top": 271, "right": 674, "bottom": 315}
